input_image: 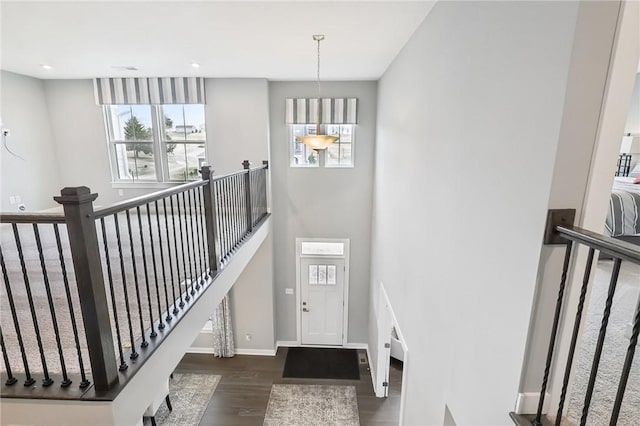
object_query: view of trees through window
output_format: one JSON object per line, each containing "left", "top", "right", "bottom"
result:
{"left": 106, "top": 104, "right": 206, "bottom": 182}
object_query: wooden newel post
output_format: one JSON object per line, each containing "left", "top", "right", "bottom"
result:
{"left": 53, "top": 187, "right": 118, "bottom": 391}
{"left": 242, "top": 160, "right": 253, "bottom": 232}
{"left": 200, "top": 166, "right": 222, "bottom": 273}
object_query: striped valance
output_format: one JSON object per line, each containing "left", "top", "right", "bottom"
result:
{"left": 285, "top": 98, "right": 358, "bottom": 124}
{"left": 93, "top": 77, "right": 206, "bottom": 105}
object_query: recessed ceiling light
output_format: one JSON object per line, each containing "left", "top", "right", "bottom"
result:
{"left": 191, "top": 62, "right": 200, "bottom": 69}
{"left": 111, "top": 66, "right": 139, "bottom": 71}
{"left": 41, "top": 64, "right": 52, "bottom": 70}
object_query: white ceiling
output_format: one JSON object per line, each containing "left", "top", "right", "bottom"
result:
{"left": 0, "top": 1, "right": 436, "bottom": 80}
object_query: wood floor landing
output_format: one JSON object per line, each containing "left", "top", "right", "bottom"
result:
{"left": 174, "top": 348, "right": 403, "bottom": 426}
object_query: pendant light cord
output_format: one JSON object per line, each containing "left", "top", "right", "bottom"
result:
{"left": 316, "top": 38, "right": 321, "bottom": 98}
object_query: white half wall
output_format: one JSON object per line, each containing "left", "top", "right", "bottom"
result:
{"left": 370, "top": 1, "right": 585, "bottom": 424}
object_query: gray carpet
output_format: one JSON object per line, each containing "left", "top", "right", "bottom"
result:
{"left": 152, "top": 373, "right": 220, "bottom": 426}
{"left": 564, "top": 260, "right": 640, "bottom": 426}
{"left": 263, "top": 384, "right": 360, "bottom": 426}
{"left": 1, "top": 209, "right": 204, "bottom": 378}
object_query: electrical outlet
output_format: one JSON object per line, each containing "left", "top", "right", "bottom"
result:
{"left": 9, "top": 196, "right": 15, "bottom": 205}
{"left": 245, "top": 333, "right": 252, "bottom": 341}
{"left": 118, "top": 189, "right": 124, "bottom": 196}
{"left": 15, "top": 195, "right": 21, "bottom": 203}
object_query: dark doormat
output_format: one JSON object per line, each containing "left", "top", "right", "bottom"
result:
{"left": 283, "top": 347, "right": 360, "bottom": 380}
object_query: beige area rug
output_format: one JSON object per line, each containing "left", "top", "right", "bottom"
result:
{"left": 152, "top": 373, "right": 221, "bottom": 426}
{"left": 264, "top": 384, "right": 360, "bottom": 426}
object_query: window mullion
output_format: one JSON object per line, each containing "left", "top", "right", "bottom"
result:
{"left": 151, "top": 105, "right": 165, "bottom": 182}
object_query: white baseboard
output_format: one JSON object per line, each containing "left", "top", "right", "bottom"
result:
{"left": 186, "top": 347, "right": 215, "bottom": 354}
{"left": 344, "top": 342, "right": 368, "bottom": 350}
{"left": 366, "top": 345, "right": 377, "bottom": 395}
{"left": 235, "top": 348, "right": 277, "bottom": 356}
{"left": 515, "top": 392, "right": 550, "bottom": 415}
{"left": 187, "top": 347, "right": 277, "bottom": 356}
{"left": 276, "top": 341, "right": 368, "bottom": 350}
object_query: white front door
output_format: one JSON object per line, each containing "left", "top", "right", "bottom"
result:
{"left": 300, "top": 258, "right": 345, "bottom": 345}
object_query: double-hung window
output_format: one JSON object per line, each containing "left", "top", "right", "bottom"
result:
{"left": 105, "top": 105, "right": 206, "bottom": 183}
{"left": 96, "top": 77, "right": 207, "bottom": 184}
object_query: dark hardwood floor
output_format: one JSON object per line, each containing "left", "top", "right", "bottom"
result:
{"left": 174, "top": 348, "right": 403, "bottom": 426}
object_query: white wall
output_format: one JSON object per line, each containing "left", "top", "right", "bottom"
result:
{"left": 518, "top": 0, "right": 625, "bottom": 397}
{"left": 269, "top": 81, "right": 376, "bottom": 345}
{"left": 0, "top": 70, "right": 61, "bottom": 211}
{"left": 43, "top": 78, "right": 271, "bottom": 205}
{"left": 205, "top": 79, "right": 270, "bottom": 174}
{"left": 625, "top": 73, "right": 640, "bottom": 135}
{"left": 371, "top": 2, "right": 583, "bottom": 425}
{"left": 44, "top": 79, "right": 120, "bottom": 205}
{"left": 230, "top": 233, "right": 275, "bottom": 352}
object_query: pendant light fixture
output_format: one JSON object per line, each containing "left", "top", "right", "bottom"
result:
{"left": 296, "top": 35, "right": 339, "bottom": 151}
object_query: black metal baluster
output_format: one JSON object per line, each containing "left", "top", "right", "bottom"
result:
{"left": 125, "top": 210, "right": 148, "bottom": 348}
{"left": 175, "top": 194, "right": 190, "bottom": 303}
{"left": 258, "top": 169, "right": 264, "bottom": 221}
{"left": 55, "top": 223, "right": 90, "bottom": 386}
{"left": 169, "top": 196, "right": 185, "bottom": 309}
{"left": 188, "top": 189, "right": 202, "bottom": 291}
{"left": 194, "top": 187, "right": 207, "bottom": 284}
{"left": 100, "top": 218, "right": 128, "bottom": 371}
{"left": 580, "top": 257, "right": 622, "bottom": 426}
{"left": 252, "top": 170, "right": 258, "bottom": 225}
{"left": 0, "top": 246, "right": 34, "bottom": 386}
{"left": 113, "top": 214, "right": 139, "bottom": 359}
{"left": 221, "top": 179, "right": 228, "bottom": 257}
{"left": 0, "top": 327, "right": 17, "bottom": 385}
{"left": 555, "top": 248, "right": 596, "bottom": 425}
{"left": 219, "top": 179, "right": 227, "bottom": 260}
{"left": 239, "top": 174, "right": 246, "bottom": 238}
{"left": 223, "top": 179, "right": 231, "bottom": 259}
{"left": 181, "top": 191, "right": 196, "bottom": 296}
{"left": 12, "top": 224, "right": 53, "bottom": 386}
{"left": 33, "top": 224, "right": 71, "bottom": 387}
{"left": 610, "top": 287, "right": 640, "bottom": 425}
{"left": 158, "top": 199, "right": 175, "bottom": 319}
{"left": 187, "top": 189, "right": 202, "bottom": 290}
{"left": 233, "top": 175, "right": 240, "bottom": 242}
{"left": 261, "top": 166, "right": 268, "bottom": 218}
{"left": 147, "top": 203, "right": 165, "bottom": 330}
{"left": 235, "top": 175, "right": 242, "bottom": 245}
{"left": 200, "top": 186, "right": 212, "bottom": 276}
{"left": 136, "top": 206, "right": 157, "bottom": 338}
{"left": 533, "top": 241, "right": 573, "bottom": 426}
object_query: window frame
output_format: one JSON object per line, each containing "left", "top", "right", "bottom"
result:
{"left": 288, "top": 124, "right": 355, "bottom": 168}
{"left": 325, "top": 125, "right": 355, "bottom": 169}
{"left": 103, "top": 104, "right": 207, "bottom": 185}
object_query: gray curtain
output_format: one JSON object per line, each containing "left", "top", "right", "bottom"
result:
{"left": 211, "top": 294, "right": 234, "bottom": 357}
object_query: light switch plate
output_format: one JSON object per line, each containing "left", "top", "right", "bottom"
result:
{"left": 285, "top": 288, "right": 294, "bottom": 295}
